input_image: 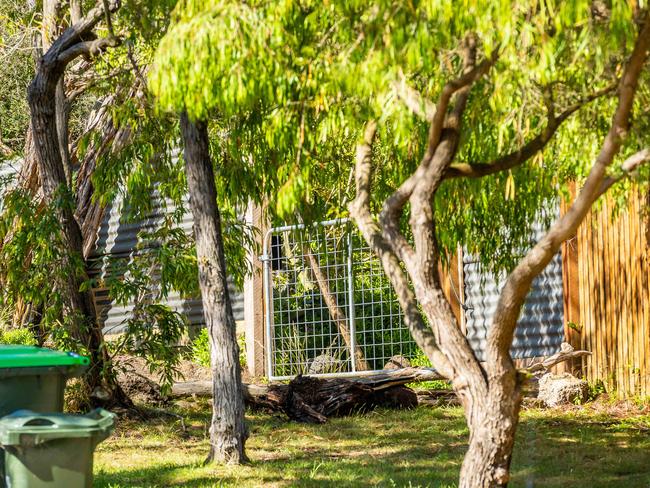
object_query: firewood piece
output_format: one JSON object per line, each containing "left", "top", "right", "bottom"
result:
{"left": 524, "top": 343, "right": 592, "bottom": 376}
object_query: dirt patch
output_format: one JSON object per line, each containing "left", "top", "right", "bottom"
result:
{"left": 114, "top": 355, "right": 213, "bottom": 406}
{"left": 114, "top": 353, "right": 256, "bottom": 407}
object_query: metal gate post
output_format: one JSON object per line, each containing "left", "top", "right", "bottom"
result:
{"left": 346, "top": 229, "right": 357, "bottom": 373}
{"left": 261, "top": 230, "right": 274, "bottom": 379}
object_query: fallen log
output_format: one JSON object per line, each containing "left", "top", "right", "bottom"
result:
{"left": 172, "top": 373, "right": 422, "bottom": 423}
{"left": 172, "top": 369, "right": 433, "bottom": 423}
{"left": 171, "top": 366, "right": 445, "bottom": 398}
{"left": 170, "top": 343, "right": 589, "bottom": 423}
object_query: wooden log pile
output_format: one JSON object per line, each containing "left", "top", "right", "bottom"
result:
{"left": 171, "top": 343, "right": 589, "bottom": 423}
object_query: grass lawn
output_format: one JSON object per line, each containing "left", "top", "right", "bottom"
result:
{"left": 95, "top": 399, "right": 650, "bottom": 487}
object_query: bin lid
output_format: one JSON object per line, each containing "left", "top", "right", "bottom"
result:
{"left": 0, "top": 408, "right": 116, "bottom": 446}
{"left": 0, "top": 345, "right": 89, "bottom": 369}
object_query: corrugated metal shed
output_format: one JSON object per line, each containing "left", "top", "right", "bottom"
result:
{"left": 0, "top": 159, "right": 21, "bottom": 181}
{"left": 463, "top": 220, "right": 565, "bottom": 361}
{"left": 87, "top": 191, "right": 244, "bottom": 334}
{"left": 1, "top": 158, "right": 244, "bottom": 333}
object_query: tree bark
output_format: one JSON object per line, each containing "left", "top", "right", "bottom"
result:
{"left": 459, "top": 396, "right": 521, "bottom": 488}
{"left": 180, "top": 112, "right": 248, "bottom": 464}
{"left": 26, "top": 0, "right": 129, "bottom": 407}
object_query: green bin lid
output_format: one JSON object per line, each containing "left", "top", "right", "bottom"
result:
{"left": 0, "top": 345, "right": 90, "bottom": 369}
{"left": 0, "top": 408, "right": 116, "bottom": 446}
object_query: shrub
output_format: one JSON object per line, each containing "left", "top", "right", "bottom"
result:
{"left": 192, "top": 328, "right": 211, "bottom": 367}
{"left": 0, "top": 327, "right": 37, "bottom": 346}
{"left": 191, "top": 327, "right": 247, "bottom": 370}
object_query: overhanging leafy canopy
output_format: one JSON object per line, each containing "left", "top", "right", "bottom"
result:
{"left": 150, "top": 0, "right": 649, "bottom": 273}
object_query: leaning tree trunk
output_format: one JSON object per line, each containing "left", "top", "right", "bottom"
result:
{"left": 303, "top": 246, "right": 370, "bottom": 371}
{"left": 180, "top": 112, "right": 248, "bottom": 464}
{"left": 26, "top": 0, "right": 129, "bottom": 407}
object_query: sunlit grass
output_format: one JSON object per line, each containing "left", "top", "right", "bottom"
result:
{"left": 95, "top": 398, "right": 650, "bottom": 487}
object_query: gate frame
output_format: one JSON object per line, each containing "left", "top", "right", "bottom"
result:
{"left": 261, "top": 218, "right": 412, "bottom": 381}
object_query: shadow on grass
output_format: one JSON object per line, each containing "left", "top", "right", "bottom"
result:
{"left": 95, "top": 406, "right": 650, "bottom": 488}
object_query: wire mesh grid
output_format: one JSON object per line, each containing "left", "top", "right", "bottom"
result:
{"left": 263, "top": 219, "right": 421, "bottom": 380}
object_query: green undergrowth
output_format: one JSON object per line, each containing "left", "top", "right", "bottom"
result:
{"left": 95, "top": 398, "right": 650, "bottom": 488}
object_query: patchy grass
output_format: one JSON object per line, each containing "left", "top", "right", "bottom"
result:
{"left": 95, "top": 399, "right": 650, "bottom": 488}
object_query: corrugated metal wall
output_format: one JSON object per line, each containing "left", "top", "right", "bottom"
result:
{"left": 1, "top": 158, "right": 244, "bottom": 334}
{"left": 0, "top": 159, "right": 21, "bottom": 181}
{"left": 87, "top": 192, "right": 244, "bottom": 334}
{"left": 463, "top": 222, "right": 565, "bottom": 361}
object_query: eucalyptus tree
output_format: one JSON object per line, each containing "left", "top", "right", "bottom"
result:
{"left": 150, "top": 3, "right": 254, "bottom": 462}
{"left": 149, "top": 0, "right": 650, "bottom": 485}
{"left": 1, "top": 0, "right": 193, "bottom": 404}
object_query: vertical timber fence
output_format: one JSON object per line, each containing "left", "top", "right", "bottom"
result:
{"left": 574, "top": 187, "right": 650, "bottom": 398}
{"left": 261, "top": 219, "right": 420, "bottom": 380}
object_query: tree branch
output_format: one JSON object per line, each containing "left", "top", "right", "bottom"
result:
{"left": 349, "top": 122, "right": 454, "bottom": 379}
{"left": 391, "top": 70, "right": 436, "bottom": 122}
{"left": 70, "top": 0, "right": 83, "bottom": 23}
{"left": 57, "top": 35, "right": 120, "bottom": 64}
{"left": 486, "top": 12, "right": 650, "bottom": 376}
{"left": 427, "top": 45, "right": 498, "bottom": 157}
{"left": 443, "top": 83, "right": 617, "bottom": 179}
{"left": 43, "top": 0, "right": 120, "bottom": 66}
{"left": 524, "top": 343, "right": 591, "bottom": 377}
{"left": 379, "top": 43, "right": 497, "bottom": 257}
{"left": 408, "top": 38, "right": 484, "bottom": 273}
{"left": 596, "top": 148, "right": 650, "bottom": 198}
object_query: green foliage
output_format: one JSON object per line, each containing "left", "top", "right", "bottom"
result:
{"left": 0, "top": 184, "right": 88, "bottom": 351}
{"left": 586, "top": 379, "right": 607, "bottom": 401}
{"left": 0, "top": 0, "right": 34, "bottom": 155}
{"left": 151, "top": 0, "right": 648, "bottom": 277}
{"left": 0, "top": 326, "right": 36, "bottom": 345}
{"left": 113, "top": 304, "right": 187, "bottom": 394}
{"left": 191, "top": 327, "right": 210, "bottom": 367}
{"left": 191, "top": 327, "right": 247, "bottom": 370}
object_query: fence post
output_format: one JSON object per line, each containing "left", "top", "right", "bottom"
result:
{"left": 261, "top": 229, "right": 275, "bottom": 379}
{"left": 347, "top": 229, "right": 357, "bottom": 373}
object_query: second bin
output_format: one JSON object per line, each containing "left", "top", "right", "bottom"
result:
{"left": 0, "top": 408, "right": 116, "bottom": 488}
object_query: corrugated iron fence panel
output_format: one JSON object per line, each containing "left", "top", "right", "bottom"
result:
{"left": 577, "top": 188, "right": 649, "bottom": 398}
{"left": 0, "top": 159, "right": 245, "bottom": 332}
{"left": 88, "top": 192, "right": 244, "bottom": 334}
{"left": 463, "top": 218, "right": 565, "bottom": 361}
{"left": 0, "top": 159, "right": 21, "bottom": 181}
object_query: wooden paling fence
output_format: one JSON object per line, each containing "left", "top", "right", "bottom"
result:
{"left": 566, "top": 186, "right": 649, "bottom": 398}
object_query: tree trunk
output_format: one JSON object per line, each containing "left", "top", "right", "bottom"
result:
{"left": 180, "top": 112, "right": 248, "bottom": 464}
{"left": 458, "top": 377, "right": 522, "bottom": 488}
{"left": 28, "top": 65, "right": 127, "bottom": 407}
{"left": 459, "top": 412, "right": 520, "bottom": 488}
{"left": 26, "top": 0, "right": 129, "bottom": 408}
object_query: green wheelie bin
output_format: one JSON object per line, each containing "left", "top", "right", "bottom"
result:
{"left": 0, "top": 346, "right": 89, "bottom": 416}
{"left": 0, "top": 408, "right": 115, "bottom": 488}
{"left": 0, "top": 345, "right": 90, "bottom": 487}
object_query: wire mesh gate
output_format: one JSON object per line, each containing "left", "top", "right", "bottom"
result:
{"left": 261, "top": 219, "right": 421, "bottom": 380}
